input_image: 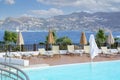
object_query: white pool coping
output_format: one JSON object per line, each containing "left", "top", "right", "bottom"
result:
{"left": 22, "top": 60, "right": 120, "bottom": 71}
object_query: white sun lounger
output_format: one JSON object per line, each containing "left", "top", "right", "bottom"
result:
{"left": 83, "top": 45, "right": 90, "bottom": 54}
{"left": 101, "top": 47, "right": 115, "bottom": 56}
{"left": 38, "top": 48, "right": 53, "bottom": 57}
{"left": 67, "top": 45, "right": 83, "bottom": 56}
{"left": 52, "top": 45, "right": 60, "bottom": 55}
{"left": 117, "top": 47, "right": 120, "bottom": 53}
{"left": 3, "top": 52, "right": 22, "bottom": 59}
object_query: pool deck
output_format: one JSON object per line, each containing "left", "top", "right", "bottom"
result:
{"left": 29, "top": 53, "right": 120, "bottom": 66}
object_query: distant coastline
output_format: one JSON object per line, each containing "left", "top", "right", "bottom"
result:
{"left": 0, "top": 30, "right": 120, "bottom": 44}
{"left": 0, "top": 12, "right": 120, "bottom": 32}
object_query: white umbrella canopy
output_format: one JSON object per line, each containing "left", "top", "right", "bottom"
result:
{"left": 16, "top": 31, "right": 24, "bottom": 45}
{"left": 89, "top": 34, "right": 99, "bottom": 60}
{"left": 107, "top": 32, "right": 115, "bottom": 45}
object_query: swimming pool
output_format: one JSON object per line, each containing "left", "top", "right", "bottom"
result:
{"left": 24, "top": 60, "right": 120, "bottom": 80}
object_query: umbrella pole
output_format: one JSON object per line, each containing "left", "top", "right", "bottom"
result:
{"left": 90, "top": 58, "right": 93, "bottom": 73}
{"left": 90, "top": 58, "right": 93, "bottom": 65}
{"left": 50, "top": 44, "right": 52, "bottom": 50}
{"left": 20, "top": 45, "right": 21, "bottom": 52}
{"left": 90, "top": 59, "right": 93, "bottom": 80}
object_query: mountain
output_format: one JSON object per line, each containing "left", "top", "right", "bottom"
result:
{"left": 0, "top": 12, "right": 120, "bottom": 32}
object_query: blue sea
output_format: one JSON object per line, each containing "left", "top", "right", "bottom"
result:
{"left": 0, "top": 30, "right": 120, "bottom": 44}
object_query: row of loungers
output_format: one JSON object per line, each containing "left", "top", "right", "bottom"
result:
{"left": 84, "top": 46, "right": 120, "bottom": 56}
{"left": 3, "top": 45, "right": 120, "bottom": 59}
{"left": 41, "top": 45, "right": 120, "bottom": 57}
{"left": 37, "top": 45, "right": 83, "bottom": 57}
{"left": 3, "top": 45, "right": 83, "bottom": 59}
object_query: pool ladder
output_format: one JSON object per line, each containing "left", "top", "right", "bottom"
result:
{"left": 0, "top": 62, "right": 30, "bottom": 80}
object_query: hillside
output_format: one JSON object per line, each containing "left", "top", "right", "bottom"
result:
{"left": 0, "top": 12, "right": 120, "bottom": 31}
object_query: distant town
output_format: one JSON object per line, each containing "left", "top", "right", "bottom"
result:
{"left": 0, "top": 12, "right": 120, "bottom": 32}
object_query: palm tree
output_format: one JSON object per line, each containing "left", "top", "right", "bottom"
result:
{"left": 96, "top": 29, "right": 107, "bottom": 47}
{"left": 56, "top": 36, "right": 72, "bottom": 45}
{"left": 56, "top": 36, "right": 72, "bottom": 50}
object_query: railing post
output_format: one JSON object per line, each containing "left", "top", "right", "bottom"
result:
{"left": 1, "top": 70, "right": 2, "bottom": 80}
{"left": 33, "top": 44, "right": 36, "bottom": 51}
{"left": 17, "top": 70, "right": 18, "bottom": 80}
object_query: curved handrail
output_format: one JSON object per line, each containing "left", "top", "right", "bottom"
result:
{"left": 0, "top": 62, "right": 30, "bottom": 80}
{"left": 0, "top": 68, "right": 24, "bottom": 80}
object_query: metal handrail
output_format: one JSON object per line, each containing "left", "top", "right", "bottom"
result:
{"left": 0, "top": 62, "right": 30, "bottom": 80}
{"left": 0, "top": 68, "right": 24, "bottom": 80}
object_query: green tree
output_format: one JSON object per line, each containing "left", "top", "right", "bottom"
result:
{"left": 44, "top": 30, "right": 72, "bottom": 50}
{"left": 4, "top": 31, "right": 17, "bottom": 45}
{"left": 96, "top": 29, "right": 107, "bottom": 47}
{"left": 56, "top": 36, "right": 72, "bottom": 44}
{"left": 115, "top": 37, "right": 120, "bottom": 42}
{"left": 56, "top": 36, "right": 72, "bottom": 50}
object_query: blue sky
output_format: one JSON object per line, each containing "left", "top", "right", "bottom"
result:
{"left": 0, "top": 0, "right": 120, "bottom": 19}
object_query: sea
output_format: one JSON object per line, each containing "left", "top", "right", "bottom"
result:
{"left": 0, "top": 30, "right": 120, "bottom": 44}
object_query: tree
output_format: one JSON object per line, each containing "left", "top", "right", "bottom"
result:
{"left": 96, "top": 29, "right": 107, "bottom": 47}
{"left": 56, "top": 36, "right": 72, "bottom": 50}
{"left": 4, "top": 31, "right": 17, "bottom": 45}
{"left": 56, "top": 36, "right": 72, "bottom": 44}
{"left": 44, "top": 30, "right": 72, "bottom": 50}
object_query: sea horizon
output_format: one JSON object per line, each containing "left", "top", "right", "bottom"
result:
{"left": 0, "top": 30, "right": 120, "bottom": 44}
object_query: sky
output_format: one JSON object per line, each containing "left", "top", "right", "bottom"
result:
{"left": 0, "top": 0, "right": 120, "bottom": 19}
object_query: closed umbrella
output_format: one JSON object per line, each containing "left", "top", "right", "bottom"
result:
{"left": 89, "top": 34, "right": 99, "bottom": 60}
{"left": 48, "top": 30, "right": 55, "bottom": 44}
{"left": 80, "top": 32, "right": 87, "bottom": 45}
{"left": 47, "top": 30, "right": 55, "bottom": 50}
{"left": 80, "top": 32, "right": 87, "bottom": 49}
{"left": 16, "top": 31, "right": 24, "bottom": 51}
{"left": 107, "top": 32, "right": 115, "bottom": 47}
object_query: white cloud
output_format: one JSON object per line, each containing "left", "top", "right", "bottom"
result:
{"left": 5, "top": 0, "right": 15, "bottom": 5}
{"left": 37, "top": 0, "right": 76, "bottom": 6}
{"left": 29, "top": 8, "right": 64, "bottom": 17}
{"left": 37, "top": 0, "right": 120, "bottom": 12}
{"left": 21, "top": 14, "right": 33, "bottom": 17}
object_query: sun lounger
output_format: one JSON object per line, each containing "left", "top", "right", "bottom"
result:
{"left": 117, "top": 47, "right": 120, "bottom": 53}
{"left": 38, "top": 48, "right": 53, "bottom": 57}
{"left": 21, "top": 53, "right": 31, "bottom": 59}
{"left": 10, "top": 52, "right": 31, "bottom": 59}
{"left": 67, "top": 45, "right": 83, "bottom": 56}
{"left": 52, "top": 45, "right": 60, "bottom": 57}
{"left": 101, "top": 47, "right": 115, "bottom": 56}
{"left": 12, "top": 52, "right": 22, "bottom": 58}
{"left": 28, "top": 51, "right": 39, "bottom": 57}
{"left": 3, "top": 53, "right": 13, "bottom": 58}
{"left": 110, "top": 49, "right": 119, "bottom": 54}
{"left": 3, "top": 52, "right": 22, "bottom": 59}
{"left": 83, "top": 45, "right": 90, "bottom": 54}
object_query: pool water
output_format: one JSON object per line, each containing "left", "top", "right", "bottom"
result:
{"left": 25, "top": 61, "right": 120, "bottom": 80}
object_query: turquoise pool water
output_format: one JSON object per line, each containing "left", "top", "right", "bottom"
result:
{"left": 25, "top": 60, "right": 120, "bottom": 80}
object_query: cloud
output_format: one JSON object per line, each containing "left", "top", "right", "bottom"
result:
{"left": 37, "top": 0, "right": 120, "bottom": 12}
{"left": 29, "top": 8, "right": 64, "bottom": 17}
{"left": 37, "top": 0, "right": 76, "bottom": 6}
{"left": 5, "top": 0, "right": 15, "bottom": 5}
{"left": 21, "top": 14, "right": 34, "bottom": 17}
